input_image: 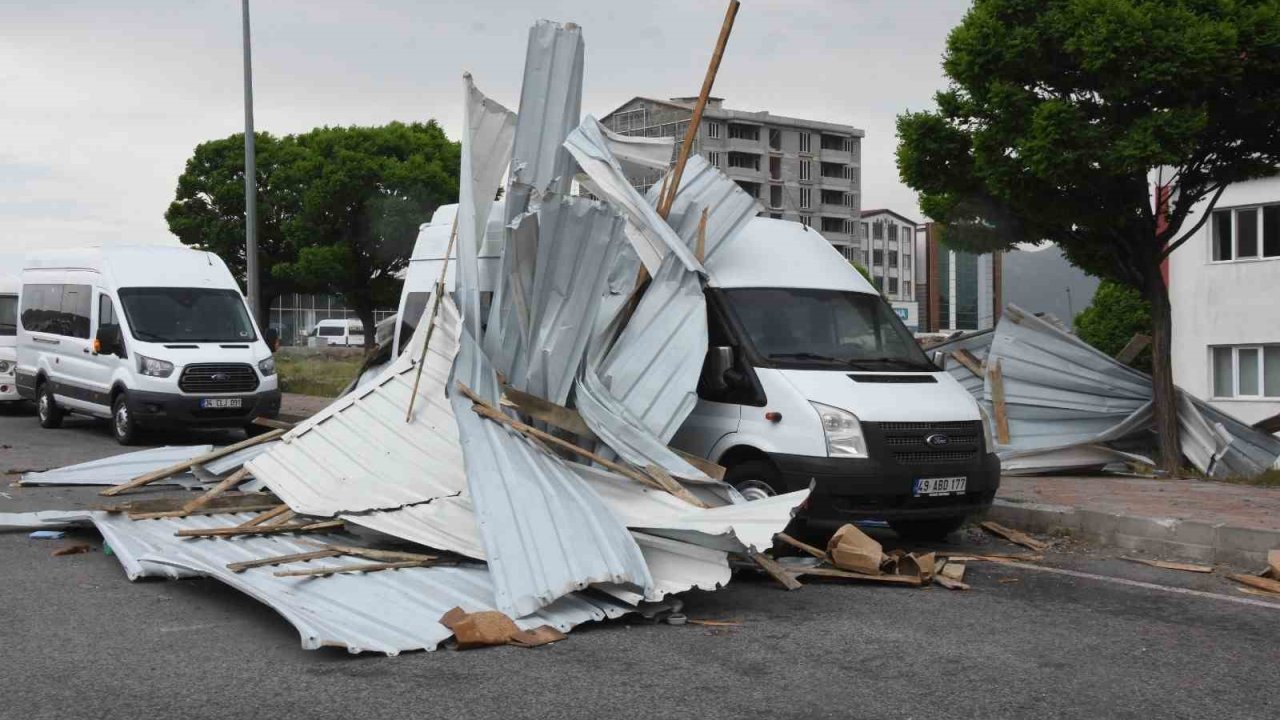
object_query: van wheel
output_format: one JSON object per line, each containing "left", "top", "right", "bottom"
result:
{"left": 725, "top": 460, "right": 780, "bottom": 501}
{"left": 112, "top": 393, "right": 139, "bottom": 445}
{"left": 37, "top": 383, "right": 64, "bottom": 429}
{"left": 889, "top": 517, "right": 966, "bottom": 541}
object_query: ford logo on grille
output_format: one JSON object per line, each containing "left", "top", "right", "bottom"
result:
{"left": 211, "top": 372, "right": 231, "bottom": 382}
{"left": 925, "top": 433, "right": 951, "bottom": 448}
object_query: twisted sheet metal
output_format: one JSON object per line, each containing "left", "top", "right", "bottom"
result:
{"left": 20, "top": 445, "right": 212, "bottom": 488}
{"left": 245, "top": 299, "right": 466, "bottom": 516}
{"left": 643, "top": 155, "right": 760, "bottom": 269}
{"left": 506, "top": 20, "right": 583, "bottom": 205}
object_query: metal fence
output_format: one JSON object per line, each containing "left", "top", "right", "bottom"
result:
{"left": 266, "top": 293, "right": 396, "bottom": 346}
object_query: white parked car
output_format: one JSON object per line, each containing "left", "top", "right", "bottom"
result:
{"left": 0, "top": 258, "right": 20, "bottom": 403}
{"left": 15, "top": 246, "right": 281, "bottom": 444}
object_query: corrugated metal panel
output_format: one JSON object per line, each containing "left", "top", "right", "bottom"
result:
{"left": 20, "top": 445, "right": 212, "bottom": 488}
{"left": 929, "top": 328, "right": 995, "bottom": 400}
{"left": 203, "top": 441, "right": 278, "bottom": 476}
{"left": 505, "top": 194, "right": 627, "bottom": 405}
{"left": 341, "top": 496, "right": 485, "bottom": 560}
{"left": 506, "top": 20, "right": 583, "bottom": 203}
{"left": 246, "top": 299, "right": 465, "bottom": 516}
{"left": 643, "top": 154, "right": 760, "bottom": 269}
{"left": 0, "top": 510, "right": 95, "bottom": 531}
{"left": 564, "top": 116, "right": 704, "bottom": 275}
{"left": 450, "top": 332, "right": 653, "bottom": 618}
{"left": 1182, "top": 393, "right": 1280, "bottom": 478}
{"left": 86, "top": 512, "right": 636, "bottom": 655}
{"left": 596, "top": 532, "right": 730, "bottom": 604}
{"left": 483, "top": 210, "right": 538, "bottom": 382}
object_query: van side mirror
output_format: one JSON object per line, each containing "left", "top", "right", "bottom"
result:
{"left": 96, "top": 326, "right": 125, "bottom": 357}
{"left": 707, "top": 346, "right": 734, "bottom": 392}
{"left": 930, "top": 350, "right": 945, "bottom": 368}
{"left": 264, "top": 327, "right": 280, "bottom": 353}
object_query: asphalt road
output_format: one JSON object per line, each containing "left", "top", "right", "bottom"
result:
{"left": 3, "top": 407, "right": 1279, "bottom": 720}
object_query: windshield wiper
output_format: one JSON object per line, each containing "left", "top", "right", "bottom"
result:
{"left": 768, "top": 352, "right": 848, "bottom": 365}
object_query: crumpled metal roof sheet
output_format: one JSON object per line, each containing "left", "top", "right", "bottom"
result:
{"left": 644, "top": 154, "right": 760, "bottom": 269}
{"left": 20, "top": 445, "right": 212, "bottom": 488}
{"left": 506, "top": 20, "right": 583, "bottom": 202}
{"left": 341, "top": 496, "right": 484, "bottom": 560}
{"left": 246, "top": 299, "right": 466, "bottom": 516}
{"left": 929, "top": 328, "right": 995, "bottom": 401}
{"left": 204, "top": 442, "right": 277, "bottom": 476}
{"left": 1181, "top": 393, "right": 1280, "bottom": 478}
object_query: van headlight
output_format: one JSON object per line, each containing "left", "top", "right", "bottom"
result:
{"left": 137, "top": 354, "right": 175, "bottom": 378}
{"left": 810, "top": 402, "right": 868, "bottom": 459}
{"left": 257, "top": 357, "right": 276, "bottom": 376}
{"left": 0, "top": 360, "right": 12, "bottom": 375}
{"left": 977, "top": 403, "right": 996, "bottom": 451}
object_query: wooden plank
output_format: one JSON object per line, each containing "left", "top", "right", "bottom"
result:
{"left": 932, "top": 574, "right": 970, "bottom": 591}
{"left": 179, "top": 467, "right": 252, "bottom": 515}
{"left": 949, "top": 349, "right": 985, "bottom": 378}
{"left": 774, "top": 532, "right": 827, "bottom": 560}
{"left": 980, "top": 521, "right": 1049, "bottom": 552}
{"left": 123, "top": 494, "right": 280, "bottom": 521}
{"left": 694, "top": 207, "right": 709, "bottom": 262}
{"left": 987, "top": 359, "right": 1011, "bottom": 444}
{"left": 792, "top": 566, "right": 923, "bottom": 587}
{"left": 1122, "top": 557, "right": 1214, "bottom": 573}
{"left": 264, "top": 510, "right": 297, "bottom": 527}
{"left": 642, "top": 464, "right": 712, "bottom": 509}
{"left": 1266, "top": 550, "right": 1280, "bottom": 579}
{"left": 325, "top": 544, "right": 438, "bottom": 563}
{"left": 943, "top": 553, "right": 1044, "bottom": 563}
{"left": 749, "top": 551, "right": 803, "bottom": 590}
{"left": 100, "top": 428, "right": 286, "bottom": 496}
{"left": 273, "top": 559, "right": 435, "bottom": 578}
{"left": 227, "top": 548, "right": 344, "bottom": 573}
{"left": 251, "top": 416, "right": 296, "bottom": 431}
{"left": 656, "top": 0, "right": 740, "bottom": 218}
{"left": 174, "top": 519, "right": 344, "bottom": 539}
{"left": 672, "top": 448, "right": 727, "bottom": 482}
{"left": 405, "top": 213, "right": 460, "bottom": 422}
{"left": 939, "top": 560, "right": 966, "bottom": 582}
{"left": 237, "top": 504, "right": 292, "bottom": 528}
{"left": 458, "top": 383, "right": 708, "bottom": 507}
{"left": 1253, "top": 413, "right": 1280, "bottom": 435}
{"left": 1115, "top": 333, "right": 1152, "bottom": 365}
{"left": 1228, "top": 573, "right": 1280, "bottom": 595}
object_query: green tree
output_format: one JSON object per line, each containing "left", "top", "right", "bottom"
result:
{"left": 1075, "top": 280, "right": 1153, "bottom": 369}
{"left": 896, "top": 0, "right": 1280, "bottom": 474}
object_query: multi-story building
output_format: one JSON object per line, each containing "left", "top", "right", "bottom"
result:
{"left": 1169, "top": 174, "right": 1280, "bottom": 424}
{"left": 859, "top": 209, "right": 920, "bottom": 330}
{"left": 600, "top": 97, "right": 864, "bottom": 260}
{"left": 920, "top": 222, "right": 1003, "bottom": 333}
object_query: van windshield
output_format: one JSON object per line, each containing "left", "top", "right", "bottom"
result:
{"left": 723, "top": 288, "right": 934, "bottom": 371}
{"left": 0, "top": 295, "right": 16, "bottom": 337}
{"left": 118, "top": 288, "right": 257, "bottom": 343}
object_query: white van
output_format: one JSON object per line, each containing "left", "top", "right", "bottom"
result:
{"left": 15, "top": 246, "right": 281, "bottom": 444}
{"left": 400, "top": 210, "right": 999, "bottom": 539}
{"left": 0, "top": 257, "right": 20, "bottom": 403}
{"left": 306, "top": 319, "right": 365, "bottom": 348}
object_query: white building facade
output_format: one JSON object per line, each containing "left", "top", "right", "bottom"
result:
{"left": 860, "top": 209, "right": 919, "bottom": 330}
{"left": 1169, "top": 175, "right": 1280, "bottom": 424}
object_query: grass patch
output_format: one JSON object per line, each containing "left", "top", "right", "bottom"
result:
{"left": 1210, "top": 468, "right": 1280, "bottom": 488}
{"left": 275, "top": 352, "right": 364, "bottom": 398}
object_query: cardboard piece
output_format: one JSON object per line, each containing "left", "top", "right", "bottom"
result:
{"left": 439, "top": 607, "right": 522, "bottom": 650}
{"left": 508, "top": 625, "right": 567, "bottom": 648}
{"left": 826, "top": 524, "right": 883, "bottom": 575}
{"left": 1264, "top": 550, "right": 1280, "bottom": 580}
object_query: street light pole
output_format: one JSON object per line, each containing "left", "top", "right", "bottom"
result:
{"left": 241, "top": 0, "right": 259, "bottom": 321}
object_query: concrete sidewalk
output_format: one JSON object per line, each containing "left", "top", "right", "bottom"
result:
{"left": 991, "top": 475, "right": 1280, "bottom": 569}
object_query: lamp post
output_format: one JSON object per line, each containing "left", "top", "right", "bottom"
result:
{"left": 241, "top": 0, "right": 259, "bottom": 321}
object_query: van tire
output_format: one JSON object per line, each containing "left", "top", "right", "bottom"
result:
{"left": 112, "top": 393, "right": 139, "bottom": 445}
{"left": 889, "top": 517, "right": 966, "bottom": 541}
{"left": 725, "top": 460, "right": 781, "bottom": 502}
{"left": 37, "top": 383, "right": 64, "bottom": 429}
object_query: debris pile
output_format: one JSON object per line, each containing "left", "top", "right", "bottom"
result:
{"left": 931, "top": 305, "right": 1280, "bottom": 477}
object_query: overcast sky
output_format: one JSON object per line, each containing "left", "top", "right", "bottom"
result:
{"left": 0, "top": 0, "right": 969, "bottom": 252}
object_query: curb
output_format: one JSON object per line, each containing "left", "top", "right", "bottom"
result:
{"left": 988, "top": 499, "right": 1280, "bottom": 569}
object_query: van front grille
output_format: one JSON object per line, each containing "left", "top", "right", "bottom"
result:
{"left": 179, "top": 363, "right": 259, "bottom": 394}
{"left": 873, "top": 420, "right": 983, "bottom": 465}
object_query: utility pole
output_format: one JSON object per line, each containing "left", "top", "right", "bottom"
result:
{"left": 241, "top": 0, "right": 259, "bottom": 320}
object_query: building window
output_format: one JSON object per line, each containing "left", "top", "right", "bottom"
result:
{"left": 735, "top": 180, "right": 760, "bottom": 198}
{"left": 769, "top": 212, "right": 782, "bottom": 220}
{"left": 727, "top": 152, "right": 761, "bottom": 171}
{"left": 888, "top": 224, "right": 898, "bottom": 242}
{"left": 799, "top": 160, "right": 811, "bottom": 182}
{"left": 820, "top": 134, "right": 847, "bottom": 151}
{"left": 872, "top": 249, "right": 884, "bottom": 266}
{"left": 708, "top": 151, "right": 721, "bottom": 167}
{"left": 888, "top": 277, "right": 898, "bottom": 294}
{"left": 799, "top": 215, "right": 811, "bottom": 227}
{"left": 903, "top": 280, "right": 911, "bottom": 296}
{"left": 820, "top": 217, "right": 847, "bottom": 233}
{"left": 1212, "top": 345, "right": 1280, "bottom": 398}
{"left": 769, "top": 156, "right": 781, "bottom": 180}
{"left": 904, "top": 255, "right": 912, "bottom": 272}
{"left": 799, "top": 132, "right": 811, "bottom": 153}
{"left": 1212, "top": 204, "right": 1280, "bottom": 261}
{"left": 842, "top": 137, "right": 854, "bottom": 153}
{"left": 872, "top": 221, "right": 884, "bottom": 240}
{"left": 861, "top": 222, "right": 869, "bottom": 241}
{"left": 768, "top": 128, "right": 782, "bottom": 151}
{"left": 728, "top": 123, "right": 760, "bottom": 141}
{"left": 889, "top": 251, "right": 899, "bottom": 269}
{"left": 770, "top": 185, "right": 783, "bottom": 209}
{"left": 707, "top": 121, "right": 721, "bottom": 139}
{"left": 799, "top": 187, "right": 811, "bottom": 209}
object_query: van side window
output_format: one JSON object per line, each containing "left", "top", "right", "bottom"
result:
{"left": 698, "top": 291, "right": 767, "bottom": 407}
{"left": 20, "top": 283, "right": 91, "bottom": 338}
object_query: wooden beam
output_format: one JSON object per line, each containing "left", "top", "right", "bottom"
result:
{"left": 641, "top": 464, "right": 711, "bottom": 509}
{"left": 748, "top": 551, "right": 802, "bottom": 590}
{"left": 251, "top": 416, "right": 296, "bottom": 431}
{"left": 405, "top": 212, "right": 460, "bottom": 422}
{"left": 774, "top": 532, "right": 827, "bottom": 560}
{"left": 179, "top": 467, "right": 252, "bottom": 515}
{"left": 458, "top": 383, "right": 708, "bottom": 507}
{"left": 694, "top": 207, "right": 709, "bottom": 262}
{"left": 126, "top": 498, "right": 280, "bottom": 521}
{"left": 1114, "top": 333, "right": 1152, "bottom": 365}
{"left": 227, "top": 548, "right": 345, "bottom": 573}
{"left": 237, "top": 504, "right": 292, "bottom": 528}
{"left": 792, "top": 565, "right": 923, "bottom": 587}
{"left": 174, "top": 519, "right": 343, "bottom": 539}
{"left": 949, "top": 349, "right": 985, "bottom": 377}
{"left": 980, "top": 521, "right": 1049, "bottom": 552}
{"left": 263, "top": 510, "right": 297, "bottom": 527}
{"left": 657, "top": 0, "right": 741, "bottom": 219}
{"left": 100, "top": 428, "right": 285, "bottom": 496}
{"left": 1252, "top": 412, "right": 1280, "bottom": 435}
{"left": 1228, "top": 573, "right": 1280, "bottom": 595}
{"left": 273, "top": 559, "right": 436, "bottom": 578}
{"left": 1122, "top": 557, "right": 1214, "bottom": 573}
{"left": 987, "top": 358, "right": 1011, "bottom": 444}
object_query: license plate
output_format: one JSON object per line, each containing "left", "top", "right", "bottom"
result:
{"left": 200, "top": 398, "right": 243, "bottom": 409}
{"left": 914, "top": 476, "right": 967, "bottom": 496}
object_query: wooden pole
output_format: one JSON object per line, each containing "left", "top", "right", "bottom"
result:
{"left": 988, "top": 359, "right": 1011, "bottom": 444}
{"left": 405, "top": 212, "right": 460, "bottom": 422}
{"left": 657, "top": 0, "right": 740, "bottom": 219}
{"left": 101, "top": 428, "right": 285, "bottom": 496}
{"left": 694, "top": 207, "right": 709, "bottom": 262}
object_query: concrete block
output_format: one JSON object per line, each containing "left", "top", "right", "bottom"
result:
{"left": 1169, "top": 519, "right": 1221, "bottom": 547}
{"left": 1215, "top": 525, "right": 1280, "bottom": 555}
{"left": 989, "top": 500, "right": 1079, "bottom": 535}
{"left": 1113, "top": 514, "right": 1179, "bottom": 542}
{"left": 1077, "top": 510, "right": 1121, "bottom": 543}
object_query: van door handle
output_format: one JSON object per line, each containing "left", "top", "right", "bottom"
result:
{"left": 34, "top": 337, "right": 60, "bottom": 346}
{"left": 83, "top": 348, "right": 90, "bottom": 354}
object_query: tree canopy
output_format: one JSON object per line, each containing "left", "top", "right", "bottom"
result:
{"left": 896, "top": 0, "right": 1280, "bottom": 472}
{"left": 166, "top": 121, "right": 459, "bottom": 344}
{"left": 1075, "top": 280, "right": 1152, "bottom": 370}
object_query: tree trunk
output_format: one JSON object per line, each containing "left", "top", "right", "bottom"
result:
{"left": 357, "top": 306, "right": 377, "bottom": 351}
{"left": 1145, "top": 269, "right": 1182, "bottom": 476}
